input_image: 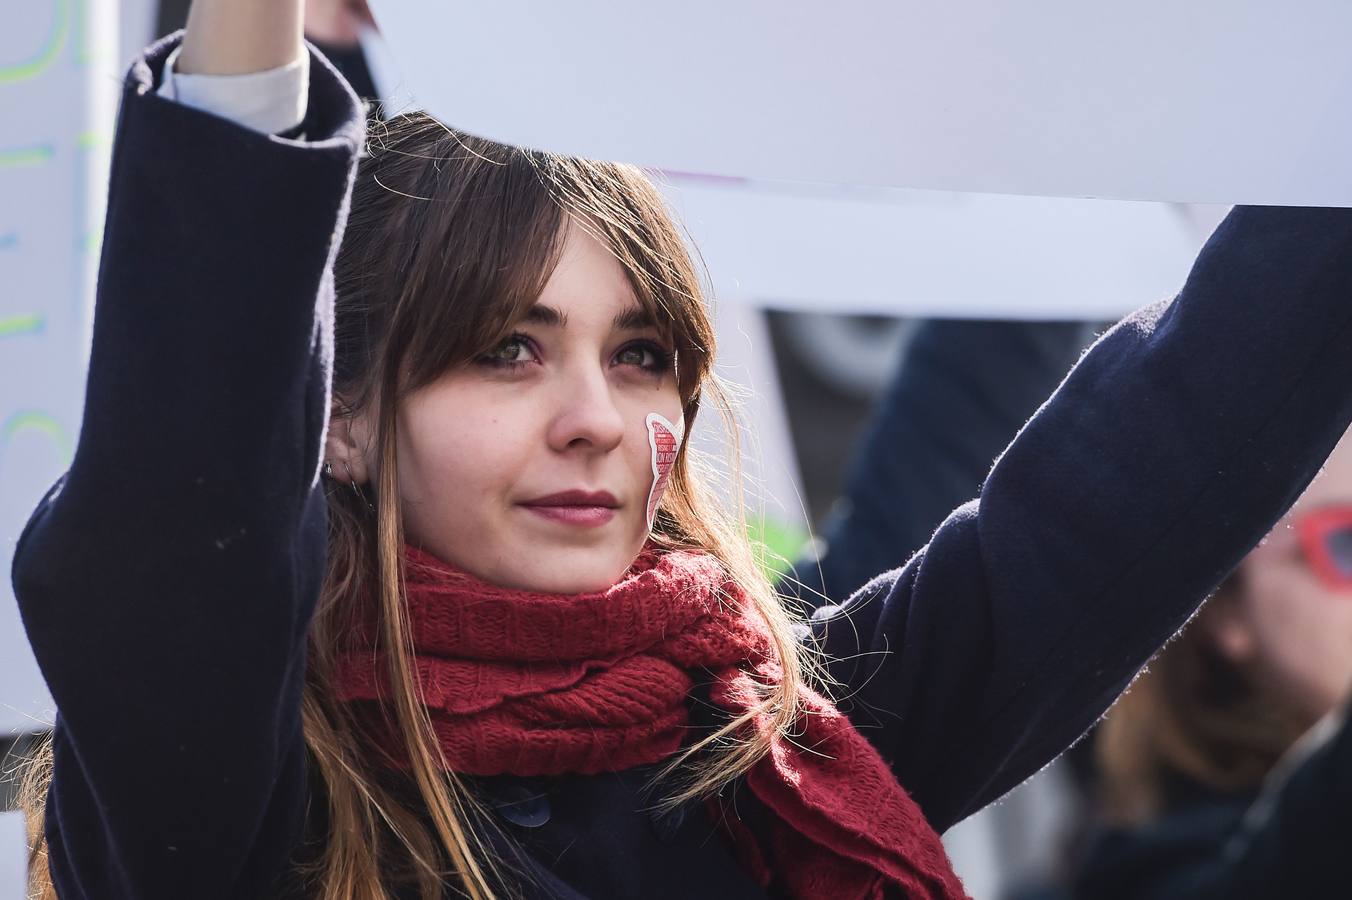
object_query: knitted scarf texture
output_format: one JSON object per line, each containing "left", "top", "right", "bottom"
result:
{"left": 334, "top": 544, "right": 967, "bottom": 899}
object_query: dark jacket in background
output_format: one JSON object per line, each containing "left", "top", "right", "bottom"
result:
{"left": 783, "top": 318, "right": 1090, "bottom": 609}
{"left": 14, "top": 35, "right": 1352, "bottom": 899}
{"left": 1073, "top": 711, "right": 1352, "bottom": 899}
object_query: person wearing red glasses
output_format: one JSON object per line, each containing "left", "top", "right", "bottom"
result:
{"left": 1074, "top": 431, "right": 1352, "bottom": 898}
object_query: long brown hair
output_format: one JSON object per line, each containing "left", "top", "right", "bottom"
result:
{"left": 17, "top": 113, "right": 814, "bottom": 898}
{"left": 1095, "top": 576, "right": 1312, "bottom": 823}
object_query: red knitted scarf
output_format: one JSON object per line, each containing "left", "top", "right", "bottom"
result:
{"left": 335, "top": 544, "right": 967, "bottom": 899}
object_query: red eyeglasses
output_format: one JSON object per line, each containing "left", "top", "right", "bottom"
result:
{"left": 1295, "top": 506, "right": 1352, "bottom": 590}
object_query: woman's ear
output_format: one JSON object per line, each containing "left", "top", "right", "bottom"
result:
{"left": 325, "top": 395, "right": 374, "bottom": 486}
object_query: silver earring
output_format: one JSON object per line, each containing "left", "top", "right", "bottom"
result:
{"left": 322, "top": 460, "right": 334, "bottom": 479}
{"left": 341, "top": 459, "right": 376, "bottom": 512}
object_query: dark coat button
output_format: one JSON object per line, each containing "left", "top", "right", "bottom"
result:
{"left": 649, "top": 803, "right": 687, "bottom": 842}
{"left": 495, "top": 783, "right": 551, "bottom": 829}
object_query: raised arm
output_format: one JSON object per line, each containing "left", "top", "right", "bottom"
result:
{"left": 178, "top": 0, "right": 303, "bottom": 75}
{"left": 10, "top": 3, "right": 363, "bottom": 895}
{"left": 810, "top": 206, "right": 1352, "bottom": 832}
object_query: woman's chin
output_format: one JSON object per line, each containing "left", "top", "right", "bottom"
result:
{"left": 487, "top": 542, "right": 639, "bottom": 595}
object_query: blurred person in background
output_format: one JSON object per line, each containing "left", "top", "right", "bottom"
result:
{"left": 1074, "top": 430, "right": 1352, "bottom": 899}
{"left": 301, "top": 0, "right": 378, "bottom": 103}
{"left": 781, "top": 319, "right": 1091, "bottom": 608}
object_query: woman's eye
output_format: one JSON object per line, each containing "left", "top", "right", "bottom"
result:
{"left": 614, "top": 342, "right": 672, "bottom": 373}
{"left": 480, "top": 335, "right": 538, "bottom": 368}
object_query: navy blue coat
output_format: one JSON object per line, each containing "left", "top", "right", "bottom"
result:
{"left": 13, "top": 35, "right": 1352, "bottom": 899}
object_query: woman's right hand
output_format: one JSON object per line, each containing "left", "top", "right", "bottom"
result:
{"left": 177, "top": 0, "right": 305, "bottom": 76}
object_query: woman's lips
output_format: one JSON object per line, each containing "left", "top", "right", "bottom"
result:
{"left": 523, "top": 505, "right": 616, "bottom": 526}
{"left": 519, "top": 490, "right": 618, "bottom": 527}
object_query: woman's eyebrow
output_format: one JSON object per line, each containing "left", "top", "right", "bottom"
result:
{"left": 612, "top": 305, "right": 655, "bottom": 331}
{"left": 524, "top": 304, "right": 567, "bottom": 327}
{"left": 522, "top": 303, "right": 654, "bottom": 331}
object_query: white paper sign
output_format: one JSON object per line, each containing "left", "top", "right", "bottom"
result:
{"left": 659, "top": 177, "right": 1218, "bottom": 319}
{"left": 0, "top": 0, "right": 126, "bottom": 738}
{"left": 370, "top": 0, "right": 1352, "bottom": 206}
{"left": 0, "top": 810, "right": 23, "bottom": 891}
{"left": 0, "top": 811, "right": 24, "bottom": 898}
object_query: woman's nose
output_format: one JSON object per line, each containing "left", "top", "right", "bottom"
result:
{"left": 545, "top": 366, "right": 626, "bottom": 454}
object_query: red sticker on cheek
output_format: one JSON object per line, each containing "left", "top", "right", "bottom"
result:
{"left": 646, "top": 412, "right": 685, "bottom": 527}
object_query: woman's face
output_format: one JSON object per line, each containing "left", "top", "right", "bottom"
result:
{"left": 1214, "top": 431, "right": 1352, "bottom": 723}
{"left": 375, "top": 221, "right": 684, "bottom": 594}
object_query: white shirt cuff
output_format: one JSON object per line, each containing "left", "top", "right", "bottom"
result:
{"left": 156, "top": 45, "right": 310, "bottom": 136}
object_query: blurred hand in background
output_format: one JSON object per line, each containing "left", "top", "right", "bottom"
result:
{"left": 305, "top": 0, "right": 375, "bottom": 48}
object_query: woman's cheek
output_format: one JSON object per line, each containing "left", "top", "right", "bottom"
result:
{"left": 401, "top": 392, "right": 500, "bottom": 502}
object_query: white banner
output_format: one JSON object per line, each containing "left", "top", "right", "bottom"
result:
{"left": 371, "top": 0, "right": 1352, "bottom": 206}
{"left": 659, "top": 178, "right": 1220, "bottom": 319}
{"left": 0, "top": 0, "right": 125, "bottom": 738}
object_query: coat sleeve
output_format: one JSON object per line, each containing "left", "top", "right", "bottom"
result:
{"left": 9, "top": 34, "right": 362, "bottom": 899}
{"left": 810, "top": 206, "right": 1352, "bottom": 833}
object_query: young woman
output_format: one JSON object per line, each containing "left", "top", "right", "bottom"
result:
{"left": 12, "top": 1, "right": 1352, "bottom": 897}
